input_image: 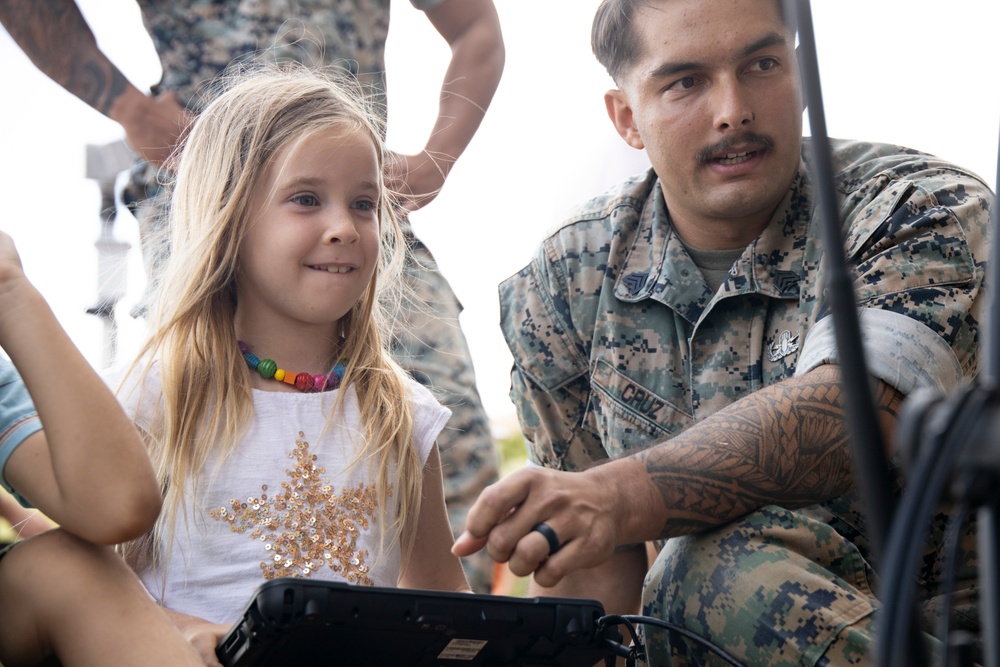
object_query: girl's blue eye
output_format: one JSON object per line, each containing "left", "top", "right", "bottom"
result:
{"left": 292, "top": 194, "right": 319, "bottom": 207}
{"left": 353, "top": 200, "right": 376, "bottom": 211}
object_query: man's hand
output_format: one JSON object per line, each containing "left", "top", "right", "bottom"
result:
{"left": 453, "top": 464, "right": 628, "bottom": 587}
{"left": 384, "top": 149, "right": 452, "bottom": 212}
{"left": 389, "top": 0, "right": 502, "bottom": 214}
{"left": 110, "top": 88, "right": 195, "bottom": 167}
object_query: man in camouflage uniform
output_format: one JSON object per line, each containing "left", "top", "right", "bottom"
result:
{"left": 454, "top": 0, "right": 989, "bottom": 664}
{"left": 0, "top": 0, "right": 502, "bottom": 594}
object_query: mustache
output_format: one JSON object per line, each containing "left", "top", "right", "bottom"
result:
{"left": 696, "top": 132, "right": 775, "bottom": 162}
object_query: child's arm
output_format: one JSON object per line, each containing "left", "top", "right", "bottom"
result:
{"left": 398, "top": 444, "right": 472, "bottom": 592}
{"left": 0, "top": 231, "right": 162, "bottom": 544}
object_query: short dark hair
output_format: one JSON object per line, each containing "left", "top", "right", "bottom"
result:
{"left": 592, "top": 0, "right": 790, "bottom": 84}
{"left": 591, "top": 0, "right": 645, "bottom": 84}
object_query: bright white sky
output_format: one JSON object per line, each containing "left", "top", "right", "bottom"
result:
{"left": 0, "top": 1, "right": 998, "bottom": 434}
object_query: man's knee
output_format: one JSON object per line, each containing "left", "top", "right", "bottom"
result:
{"left": 639, "top": 509, "right": 877, "bottom": 666}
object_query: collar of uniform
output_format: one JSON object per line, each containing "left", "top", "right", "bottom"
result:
{"left": 613, "top": 180, "right": 714, "bottom": 325}
{"left": 613, "top": 160, "right": 812, "bottom": 323}
{"left": 739, "top": 164, "right": 811, "bottom": 301}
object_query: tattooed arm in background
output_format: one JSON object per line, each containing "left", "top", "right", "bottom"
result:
{"left": 454, "top": 364, "right": 904, "bottom": 605}
{"left": 0, "top": 0, "right": 191, "bottom": 165}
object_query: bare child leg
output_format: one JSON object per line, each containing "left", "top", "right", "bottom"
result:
{"left": 0, "top": 529, "right": 202, "bottom": 667}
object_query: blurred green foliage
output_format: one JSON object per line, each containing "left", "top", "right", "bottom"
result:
{"left": 497, "top": 429, "right": 528, "bottom": 476}
{"left": 491, "top": 428, "right": 531, "bottom": 596}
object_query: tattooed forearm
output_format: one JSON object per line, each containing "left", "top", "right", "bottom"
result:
{"left": 0, "top": 0, "right": 128, "bottom": 116}
{"left": 636, "top": 366, "right": 900, "bottom": 539}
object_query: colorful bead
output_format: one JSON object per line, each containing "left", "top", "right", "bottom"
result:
{"left": 294, "top": 373, "right": 314, "bottom": 392}
{"left": 237, "top": 341, "right": 344, "bottom": 393}
{"left": 257, "top": 358, "right": 278, "bottom": 379}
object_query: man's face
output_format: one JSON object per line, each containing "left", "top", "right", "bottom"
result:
{"left": 606, "top": 0, "right": 803, "bottom": 247}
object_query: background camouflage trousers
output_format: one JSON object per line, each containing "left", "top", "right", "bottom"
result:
{"left": 389, "top": 241, "right": 500, "bottom": 594}
{"left": 130, "top": 186, "right": 500, "bottom": 593}
{"left": 640, "top": 506, "right": 878, "bottom": 666}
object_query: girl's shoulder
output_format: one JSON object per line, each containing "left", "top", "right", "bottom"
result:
{"left": 400, "top": 376, "right": 444, "bottom": 412}
{"left": 400, "top": 376, "right": 452, "bottom": 455}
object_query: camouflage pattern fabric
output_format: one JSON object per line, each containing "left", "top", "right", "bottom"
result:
{"left": 121, "top": 0, "right": 498, "bottom": 593}
{"left": 500, "top": 139, "right": 992, "bottom": 662}
{"left": 639, "top": 503, "right": 975, "bottom": 666}
{"left": 640, "top": 506, "right": 878, "bottom": 667}
{"left": 135, "top": 0, "right": 443, "bottom": 112}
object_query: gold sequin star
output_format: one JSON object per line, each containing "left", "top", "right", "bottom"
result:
{"left": 209, "top": 432, "right": 386, "bottom": 584}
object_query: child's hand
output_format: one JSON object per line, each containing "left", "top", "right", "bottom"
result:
{"left": 185, "top": 621, "right": 230, "bottom": 667}
{"left": 165, "top": 608, "right": 230, "bottom": 667}
{"left": 0, "top": 232, "right": 35, "bottom": 338}
{"left": 0, "top": 231, "right": 26, "bottom": 286}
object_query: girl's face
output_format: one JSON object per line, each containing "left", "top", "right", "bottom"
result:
{"left": 236, "top": 125, "right": 381, "bottom": 335}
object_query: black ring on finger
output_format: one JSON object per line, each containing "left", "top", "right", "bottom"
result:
{"left": 531, "top": 522, "right": 561, "bottom": 557}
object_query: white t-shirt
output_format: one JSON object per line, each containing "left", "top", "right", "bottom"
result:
{"left": 107, "top": 364, "right": 450, "bottom": 624}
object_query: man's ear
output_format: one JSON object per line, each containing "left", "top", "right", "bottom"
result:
{"left": 604, "top": 89, "right": 645, "bottom": 150}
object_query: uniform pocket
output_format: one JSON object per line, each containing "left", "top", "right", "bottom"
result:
{"left": 584, "top": 360, "right": 693, "bottom": 457}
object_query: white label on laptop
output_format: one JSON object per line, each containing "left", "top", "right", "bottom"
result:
{"left": 437, "top": 639, "right": 488, "bottom": 660}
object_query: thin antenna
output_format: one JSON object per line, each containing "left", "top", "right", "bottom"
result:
{"left": 780, "top": 0, "right": 895, "bottom": 560}
{"left": 985, "top": 118, "right": 1000, "bottom": 387}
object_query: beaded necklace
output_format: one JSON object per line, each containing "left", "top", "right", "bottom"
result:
{"left": 238, "top": 340, "right": 346, "bottom": 392}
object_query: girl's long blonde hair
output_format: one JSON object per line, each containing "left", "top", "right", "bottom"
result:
{"left": 121, "top": 63, "right": 419, "bottom": 570}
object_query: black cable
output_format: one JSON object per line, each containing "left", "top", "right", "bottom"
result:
{"left": 880, "top": 414, "right": 962, "bottom": 666}
{"left": 879, "top": 416, "right": 951, "bottom": 643}
{"left": 877, "top": 387, "right": 987, "bottom": 667}
{"left": 599, "top": 614, "right": 642, "bottom": 649}
{"left": 598, "top": 613, "right": 747, "bottom": 667}
{"left": 938, "top": 499, "right": 974, "bottom": 667}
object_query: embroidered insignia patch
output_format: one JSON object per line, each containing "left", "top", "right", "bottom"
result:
{"left": 622, "top": 272, "right": 648, "bottom": 296}
{"left": 772, "top": 270, "right": 800, "bottom": 297}
{"left": 768, "top": 330, "right": 800, "bottom": 362}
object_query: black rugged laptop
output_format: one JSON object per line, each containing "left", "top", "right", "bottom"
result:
{"left": 216, "top": 578, "right": 623, "bottom": 666}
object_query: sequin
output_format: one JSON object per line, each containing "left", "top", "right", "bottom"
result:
{"left": 208, "top": 431, "right": 384, "bottom": 585}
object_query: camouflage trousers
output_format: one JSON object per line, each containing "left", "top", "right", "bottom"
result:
{"left": 388, "top": 241, "right": 500, "bottom": 594}
{"left": 639, "top": 506, "right": 878, "bottom": 667}
{"left": 126, "top": 178, "right": 500, "bottom": 593}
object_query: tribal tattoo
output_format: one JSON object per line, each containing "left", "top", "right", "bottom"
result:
{"left": 637, "top": 366, "right": 904, "bottom": 538}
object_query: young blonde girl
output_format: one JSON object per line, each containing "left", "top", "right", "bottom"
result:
{"left": 112, "top": 63, "right": 469, "bottom": 660}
